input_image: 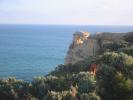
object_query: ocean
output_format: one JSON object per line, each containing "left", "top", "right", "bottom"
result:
{"left": 0, "top": 24, "right": 132, "bottom": 81}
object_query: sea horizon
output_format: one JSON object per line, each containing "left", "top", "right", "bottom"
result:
{"left": 0, "top": 23, "right": 133, "bottom": 27}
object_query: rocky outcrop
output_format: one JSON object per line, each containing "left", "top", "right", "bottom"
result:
{"left": 65, "top": 31, "right": 126, "bottom": 65}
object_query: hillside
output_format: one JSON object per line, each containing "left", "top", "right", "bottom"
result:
{"left": 0, "top": 31, "right": 133, "bottom": 100}
{"left": 65, "top": 31, "right": 131, "bottom": 64}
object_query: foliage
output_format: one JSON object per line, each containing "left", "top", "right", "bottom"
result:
{"left": 97, "top": 52, "right": 133, "bottom": 79}
{"left": 124, "top": 32, "right": 133, "bottom": 43}
{"left": 103, "top": 41, "right": 128, "bottom": 51}
{"left": 43, "top": 91, "right": 63, "bottom": 100}
{"left": 77, "top": 72, "right": 96, "bottom": 93}
{"left": 96, "top": 65, "right": 133, "bottom": 100}
{"left": 50, "top": 56, "right": 98, "bottom": 76}
{"left": 0, "top": 77, "right": 37, "bottom": 100}
{"left": 98, "top": 40, "right": 129, "bottom": 54}
{"left": 118, "top": 46, "right": 133, "bottom": 56}
{"left": 80, "top": 92, "right": 101, "bottom": 100}
{"left": 50, "top": 63, "right": 87, "bottom": 76}
{"left": 0, "top": 72, "right": 97, "bottom": 100}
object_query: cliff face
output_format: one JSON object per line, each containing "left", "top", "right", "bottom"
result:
{"left": 65, "top": 31, "right": 125, "bottom": 65}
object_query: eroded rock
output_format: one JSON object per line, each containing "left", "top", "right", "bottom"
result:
{"left": 65, "top": 31, "right": 126, "bottom": 65}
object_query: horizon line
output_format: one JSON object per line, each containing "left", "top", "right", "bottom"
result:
{"left": 0, "top": 23, "right": 133, "bottom": 27}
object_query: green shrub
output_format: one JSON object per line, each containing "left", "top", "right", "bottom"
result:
{"left": 43, "top": 91, "right": 62, "bottom": 100}
{"left": 0, "top": 77, "right": 35, "bottom": 100}
{"left": 96, "top": 65, "right": 133, "bottom": 100}
{"left": 124, "top": 32, "right": 133, "bottom": 43}
{"left": 97, "top": 52, "right": 133, "bottom": 78}
{"left": 77, "top": 72, "right": 96, "bottom": 93}
{"left": 80, "top": 92, "right": 101, "bottom": 100}
{"left": 118, "top": 46, "right": 133, "bottom": 56}
{"left": 51, "top": 63, "right": 87, "bottom": 76}
{"left": 103, "top": 41, "right": 128, "bottom": 51}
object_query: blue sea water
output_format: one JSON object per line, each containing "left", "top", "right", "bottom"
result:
{"left": 0, "top": 24, "right": 132, "bottom": 80}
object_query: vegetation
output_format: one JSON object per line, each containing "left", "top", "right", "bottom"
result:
{"left": 0, "top": 34, "right": 133, "bottom": 100}
{"left": 124, "top": 32, "right": 133, "bottom": 43}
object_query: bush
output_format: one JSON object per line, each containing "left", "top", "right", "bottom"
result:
{"left": 31, "top": 75, "right": 70, "bottom": 99}
{"left": 96, "top": 65, "right": 133, "bottom": 100}
{"left": 77, "top": 72, "right": 96, "bottom": 93}
{"left": 97, "top": 52, "right": 133, "bottom": 78}
{"left": 43, "top": 91, "right": 62, "bottom": 100}
{"left": 43, "top": 90, "right": 80, "bottom": 100}
{"left": 50, "top": 56, "right": 98, "bottom": 76}
{"left": 0, "top": 77, "right": 35, "bottom": 100}
{"left": 31, "top": 76, "right": 50, "bottom": 98}
{"left": 50, "top": 63, "right": 87, "bottom": 76}
{"left": 80, "top": 92, "right": 101, "bottom": 100}
{"left": 124, "top": 32, "right": 133, "bottom": 43}
{"left": 118, "top": 46, "right": 133, "bottom": 56}
{"left": 103, "top": 41, "right": 128, "bottom": 52}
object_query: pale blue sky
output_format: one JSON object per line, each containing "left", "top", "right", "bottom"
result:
{"left": 0, "top": 0, "right": 133, "bottom": 25}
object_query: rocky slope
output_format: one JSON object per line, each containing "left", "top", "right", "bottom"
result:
{"left": 65, "top": 31, "right": 128, "bottom": 64}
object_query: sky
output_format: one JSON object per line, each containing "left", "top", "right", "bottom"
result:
{"left": 0, "top": 0, "right": 133, "bottom": 25}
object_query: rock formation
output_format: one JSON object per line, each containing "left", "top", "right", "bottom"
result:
{"left": 65, "top": 31, "right": 126, "bottom": 65}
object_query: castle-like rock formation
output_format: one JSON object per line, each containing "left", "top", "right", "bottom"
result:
{"left": 65, "top": 31, "right": 126, "bottom": 65}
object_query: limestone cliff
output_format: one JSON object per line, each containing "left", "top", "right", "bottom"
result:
{"left": 65, "top": 31, "right": 126, "bottom": 65}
